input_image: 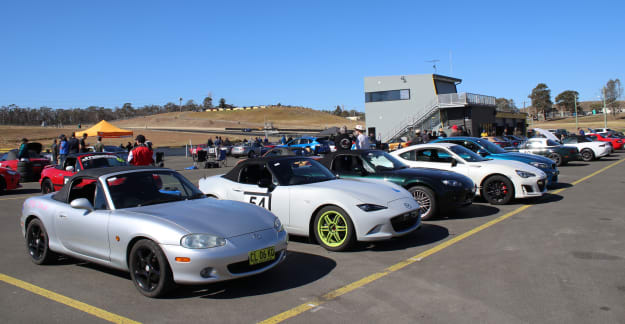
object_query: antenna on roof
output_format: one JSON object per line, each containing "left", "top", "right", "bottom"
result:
{"left": 425, "top": 59, "right": 440, "bottom": 74}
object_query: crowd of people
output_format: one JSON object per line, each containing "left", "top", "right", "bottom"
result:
{"left": 43, "top": 132, "right": 156, "bottom": 167}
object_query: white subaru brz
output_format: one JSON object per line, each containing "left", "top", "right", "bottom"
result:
{"left": 198, "top": 157, "right": 421, "bottom": 251}
{"left": 391, "top": 143, "right": 547, "bottom": 205}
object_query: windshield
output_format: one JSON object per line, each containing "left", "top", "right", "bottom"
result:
{"left": 546, "top": 139, "right": 561, "bottom": 146}
{"left": 360, "top": 151, "right": 407, "bottom": 171}
{"left": 475, "top": 138, "right": 507, "bottom": 154}
{"left": 450, "top": 145, "right": 487, "bottom": 162}
{"left": 81, "top": 155, "right": 127, "bottom": 169}
{"left": 268, "top": 158, "right": 335, "bottom": 185}
{"left": 106, "top": 171, "right": 204, "bottom": 209}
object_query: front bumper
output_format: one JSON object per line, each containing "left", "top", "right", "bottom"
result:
{"left": 439, "top": 186, "right": 475, "bottom": 210}
{"left": 515, "top": 177, "right": 547, "bottom": 198}
{"left": 162, "top": 228, "right": 288, "bottom": 285}
{"left": 356, "top": 198, "right": 421, "bottom": 242}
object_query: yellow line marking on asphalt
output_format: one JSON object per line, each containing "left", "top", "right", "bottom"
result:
{"left": 259, "top": 157, "right": 625, "bottom": 324}
{"left": 0, "top": 273, "right": 141, "bottom": 324}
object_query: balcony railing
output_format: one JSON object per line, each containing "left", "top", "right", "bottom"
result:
{"left": 437, "top": 92, "right": 496, "bottom": 107}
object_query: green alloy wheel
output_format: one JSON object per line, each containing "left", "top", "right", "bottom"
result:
{"left": 314, "top": 206, "right": 355, "bottom": 252}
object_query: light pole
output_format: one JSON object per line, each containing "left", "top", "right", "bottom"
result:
{"left": 602, "top": 88, "right": 607, "bottom": 129}
{"left": 179, "top": 97, "right": 183, "bottom": 112}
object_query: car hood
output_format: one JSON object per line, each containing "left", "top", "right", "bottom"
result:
{"left": 388, "top": 167, "right": 474, "bottom": 186}
{"left": 494, "top": 152, "right": 555, "bottom": 165}
{"left": 300, "top": 178, "right": 409, "bottom": 205}
{"left": 125, "top": 198, "right": 275, "bottom": 238}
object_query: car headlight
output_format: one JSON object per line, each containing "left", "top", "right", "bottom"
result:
{"left": 516, "top": 170, "right": 536, "bottom": 178}
{"left": 442, "top": 179, "right": 463, "bottom": 187}
{"left": 6, "top": 170, "right": 18, "bottom": 175}
{"left": 180, "top": 234, "right": 226, "bottom": 249}
{"left": 274, "top": 218, "right": 284, "bottom": 232}
{"left": 529, "top": 162, "right": 548, "bottom": 169}
{"left": 357, "top": 204, "right": 388, "bottom": 212}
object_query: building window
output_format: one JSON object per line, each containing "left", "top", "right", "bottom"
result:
{"left": 365, "top": 89, "right": 410, "bottom": 102}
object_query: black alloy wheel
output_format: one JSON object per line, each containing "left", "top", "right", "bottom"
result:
{"left": 41, "top": 179, "right": 54, "bottom": 194}
{"left": 26, "top": 219, "right": 56, "bottom": 265}
{"left": 482, "top": 175, "right": 514, "bottom": 205}
{"left": 129, "top": 239, "right": 173, "bottom": 298}
{"left": 580, "top": 149, "right": 594, "bottom": 162}
{"left": 408, "top": 186, "right": 437, "bottom": 221}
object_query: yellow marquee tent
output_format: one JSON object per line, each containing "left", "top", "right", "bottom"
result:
{"left": 76, "top": 120, "right": 133, "bottom": 138}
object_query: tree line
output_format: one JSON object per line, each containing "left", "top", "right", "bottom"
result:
{"left": 528, "top": 79, "right": 623, "bottom": 119}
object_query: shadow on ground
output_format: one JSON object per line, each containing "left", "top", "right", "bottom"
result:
{"left": 434, "top": 204, "right": 500, "bottom": 220}
{"left": 360, "top": 223, "right": 449, "bottom": 252}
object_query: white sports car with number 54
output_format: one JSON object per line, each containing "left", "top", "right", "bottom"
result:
{"left": 198, "top": 157, "right": 421, "bottom": 251}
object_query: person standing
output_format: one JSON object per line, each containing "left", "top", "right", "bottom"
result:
{"left": 79, "top": 133, "right": 88, "bottom": 152}
{"left": 578, "top": 128, "right": 585, "bottom": 136}
{"left": 411, "top": 129, "right": 423, "bottom": 145}
{"left": 68, "top": 132, "right": 79, "bottom": 154}
{"left": 438, "top": 127, "right": 447, "bottom": 138}
{"left": 128, "top": 135, "right": 154, "bottom": 166}
{"left": 18, "top": 138, "right": 29, "bottom": 160}
{"left": 206, "top": 137, "right": 214, "bottom": 147}
{"left": 58, "top": 135, "right": 69, "bottom": 166}
{"left": 450, "top": 125, "right": 462, "bottom": 137}
{"left": 50, "top": 138, "right": 58, "bottom": 164}
{"left": 94, "top": 136, "right": 104, "bottom": 152}
{"left": 334, "top": 125, "right": 353, "bottom": 151}
{"left": 354, "top": 125, "right": 370, "bottom": 150}
{"left": 280, "top": 135, "right": 287, "bottom": 145}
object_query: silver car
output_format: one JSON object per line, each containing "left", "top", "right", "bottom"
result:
{"left": 231, "top": 142, "right": 265, "bottom": 158}
{"left": 21, "top": 166, "right": 287, "bottom": 297}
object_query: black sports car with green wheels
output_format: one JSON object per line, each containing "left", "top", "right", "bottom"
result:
{"left": 318, "top": 150, "right": 475, "bottom": 220}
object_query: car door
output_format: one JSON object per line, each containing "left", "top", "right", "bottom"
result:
{"left": 55, "top": 178, "right": 111, "bottom": 261}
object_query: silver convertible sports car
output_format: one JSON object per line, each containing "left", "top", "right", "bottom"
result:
{"left": 198, "top": 157, "right": 421, "bottom": 252}
{"left": 20, "top": 166, "right": 287, "bottom": 297}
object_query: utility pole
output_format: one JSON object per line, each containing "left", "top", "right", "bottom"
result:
{"left": 602, "top": 88, "right": 607, "bottom": 129}
{"left": 574, "top": 95, "right": 578, "bottom": 131}
{"left": 179, "top": 97, "right": 183, "bottom": 112}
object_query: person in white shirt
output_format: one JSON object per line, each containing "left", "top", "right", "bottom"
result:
{"left": 354, "top": 125, "right": 370, "bottom": 150}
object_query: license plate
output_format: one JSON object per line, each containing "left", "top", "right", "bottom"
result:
{"left": 248, "top": 246, "right": 275, "bottom": 265}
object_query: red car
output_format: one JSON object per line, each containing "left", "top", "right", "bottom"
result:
{"left": 587, "top": 133, "right": 624, "bottom": 150}
{"left": 39, "top": 152, "right": 127, "bottom": 193}
{"left": 0, "top": 167, "right": 21, "bottom": 194}
{"left": 0, "top": 143, "right": 51, "bottom": 182}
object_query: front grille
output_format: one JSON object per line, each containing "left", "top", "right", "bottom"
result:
{"left": 391, "top": 211, "right": 419, "bottom": 232}
{"left": 537, "top": 180, "right": 546, "bottom": 192}
{"left": 227, "top": 251, "right": 282, "bottom": 274}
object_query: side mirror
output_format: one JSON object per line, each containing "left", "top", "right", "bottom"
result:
{"left": 70, "top": 198, "right": 94, "bottom": 212}
{"left": 65, "top": 166, "right": 75, "bottom": 172}
{"left": 476, "top": 149, "right": 489, "bottom": 157}
{"left": 257, "top": 178, "right": 272, "bottom": 188}
{"left": 451, "top": 159, "right": 458, "bottom": 167}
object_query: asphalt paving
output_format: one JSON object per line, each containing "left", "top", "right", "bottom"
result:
{"left": 1, "top": 152, "right": 624, "bottom": 323}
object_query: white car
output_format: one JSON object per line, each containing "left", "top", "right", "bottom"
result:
{"left": 561, "top": 136, "right": 610, "bottom": 161}
{"left": 391, "top": 143, "right": 547, "bottom": 205}
{"left": 198, "top": 156, "right": 421, "bottom": 251}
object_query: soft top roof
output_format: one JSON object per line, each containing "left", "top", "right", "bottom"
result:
{"left": 52, "top": 166, "right": 172, "bottom": 203}
{"left": 222, "top": 156, "right": 315, "bottom": 182}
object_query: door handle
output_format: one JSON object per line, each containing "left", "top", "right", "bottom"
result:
{"left": 232, "top": 188, "right": 242, "bottom": 192}
{"left": 59, "top": 214, "right": 67, "bottom": 218}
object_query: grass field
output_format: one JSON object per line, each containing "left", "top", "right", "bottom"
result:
{"left": 531, "top": 113, "right": 625, "bottom": 132}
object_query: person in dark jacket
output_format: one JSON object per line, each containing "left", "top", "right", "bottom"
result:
{"left": 68, "top": 132, "right": 79, "bottom": 154}
{"left": 50, "top": 138, "right": 58, "bottom": 164}
{"left": 79, "top": 133, "right": 88, "bottom": 152}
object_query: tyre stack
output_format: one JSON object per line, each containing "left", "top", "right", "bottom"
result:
{"left": 17, "top": 161, "right": 35, "bottom": 182}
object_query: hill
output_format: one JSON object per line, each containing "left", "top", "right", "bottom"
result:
{"left": 114, "top": 106, "right": 359, "bottom": 130}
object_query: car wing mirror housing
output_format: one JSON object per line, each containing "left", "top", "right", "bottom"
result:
{"left": 257, "top": 178, "right": 273, "bottom": 189}
{"left": 70, "top": 198, "right": 94, "bottom": 212}
{"left": 476, "top": 149, "right": 489, "bottom": 156}
{"left": 451, "top": 158, "right": 458, "bottom": 167}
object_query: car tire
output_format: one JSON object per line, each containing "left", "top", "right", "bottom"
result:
{"left": 580, "top": 149, "right": 594, "bottom": 162}
{"left": 548, "top": 153, "right": 563, "bottom": 166}
{"left": 313, "top": 206, "right": 356, "bottom": 252}
{"left": 129, "top": 239, "right": 174, "bottom": 298}
{"left": 26, "top": 219, "right": 56, "bottom": 265}
{"left": 41, "top": 178, "right": 54, "bottom": 194}
{"left": 0, "top": 177, "right": 5, "bottom": 195}
{"left": 17, "top": 161, "right": 33, "bottom": 182}
{"left": 481, "top": 175, "right": 515, "bottom": 205}
{"left": 408, "top": 186, "right": 437, "bottom": 221}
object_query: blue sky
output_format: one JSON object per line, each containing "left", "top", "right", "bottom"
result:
{"left": 1, "top": 0, "right": 623, "bottom": 111}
